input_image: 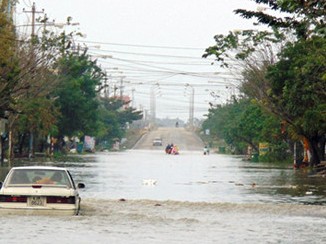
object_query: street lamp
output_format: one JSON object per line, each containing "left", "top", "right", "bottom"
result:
{"left": 185, "top": 84, "right": 194, "bottom": 129}
{"left": 150, "top": 83, "right": 160, "bottom": 127}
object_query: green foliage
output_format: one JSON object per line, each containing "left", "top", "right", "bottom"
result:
{"left": 54, "top": 53, "right": 104, "bottom": 137}
{"left": 15, "top": 97, "right": 59, "bottom": 136}
{"left": 0, "top": 4, "right": 20, "bottom": 115}
{"left": 202, "top": 99, "right": 287, "bottom": 159}
{"left": 204, "top": 0, "right": 325, "bottom": 67}
{"left": 266, "top": 36, "right": 326, "bottom": 143}
{"left": 1, "top": 10, "right": 145, "bottom": 157}
{"left": 203, "top": 28, "right": 286, "bottom": 68}
{"left": 203, "top": 0, "right": 325, "bottom": 164}
{"left": 96, "top": 97, "right": 143, "bottom": 146}
{"left": 235, "top": 0, "right": 325, "bottom": 39}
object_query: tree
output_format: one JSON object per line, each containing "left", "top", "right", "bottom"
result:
{"left": 203, "top": 98, "right": 287, "bottom": 159}
{"left": 1, "top": 10, "right": 87, "bottom": 159}
{"left": 0, "top": 1, "right": 19, "bottom": 116}
{"left": 235, "top": 0, "right": 325, "bottom": 40}
{"left": 54, "top": 52, "right": 104, "bottom": 138}
{"left": 96, "top": 97, "right": 143, "bottom": 148}
{"left": 266, "top": 36, "right": 326, "bottom": 165}
{"left": 203, "top": 0, "right": 325, "bottom": 165}
{"left": 3, "top": 22, "right": 68, "bottom": 160}
{"left": 14, "top": 97, "right": 59, "bottom": 154}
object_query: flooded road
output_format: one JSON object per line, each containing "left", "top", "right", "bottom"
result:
{"left": 0, "top": 150, "right": 325, "bottom": 244}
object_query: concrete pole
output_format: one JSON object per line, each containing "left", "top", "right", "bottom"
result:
{"left": 189, "top": 86, "right": 194, "bottom": 128}
{"left": 31, "top": 3, "right": 35, "bottom": 37}
{"left": 119, "top": 77, "right": 124, "bottom": 98}
{"left": 186, "top": 84, "right": 194, "bottom": 128}
{"left": 150, "top": 86, "right": 156, "bottom": 125}
{"left": 23, "top": 2, "right": 44, "bottom": 39}
{"left": 131, "top": 88, "right": 135, "bottom": 107}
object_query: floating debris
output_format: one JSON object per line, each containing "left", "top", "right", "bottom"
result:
{"left": 142, "top": 179, "right": 157, "bottom": 185}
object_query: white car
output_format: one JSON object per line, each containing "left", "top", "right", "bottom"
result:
{"left": 152, "top": 137, "right": 163, "bottom": 146}
{"left": 0, "top": 166, "right": 85, "bottom": 215}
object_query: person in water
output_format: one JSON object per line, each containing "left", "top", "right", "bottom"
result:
{"left": 165, "top": 144, "right": 172, "bottom": 154}
{"left": 203, "top": 145, "right": 210, "bottom": 155}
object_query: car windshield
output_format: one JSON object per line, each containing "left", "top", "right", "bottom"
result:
{"left": 7, "top": 169, "right": 72, "bottom": 188}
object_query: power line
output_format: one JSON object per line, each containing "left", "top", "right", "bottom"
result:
{"left": 76, "top": 39, "right": 205, "bottom": 51}
{"left": 87, "top": 48, "right": 206, "bottom": 60}
{"left": 97, "top": 56, "right": 234, "bottom": 80}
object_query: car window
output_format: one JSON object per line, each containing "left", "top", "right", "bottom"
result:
{"left": 9, "top": 170, "right": 30, "bottom": 184}
{"left": 8, "top": 169, "right": 72, "bottom": 188}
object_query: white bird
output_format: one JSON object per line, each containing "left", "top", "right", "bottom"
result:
{"left": 142, "top": 179, "right": 157, "bottom": 186}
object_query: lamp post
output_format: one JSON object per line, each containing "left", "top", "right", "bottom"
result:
{"left": 185, "top": 84, "right": 194, "bottom": 129}
{"left": 131, "top": 88, "right": 135, "bottom": 108}
{"left": 150, "top": 83, "right": 160, "bottom": 127}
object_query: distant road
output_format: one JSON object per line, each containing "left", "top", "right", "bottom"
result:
{"left": 132, "top": 127, "right": 205, "bottom": 151}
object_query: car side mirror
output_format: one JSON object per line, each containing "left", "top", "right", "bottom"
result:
{"left": 77, "top": 183, "right": 85, "bottom": 189}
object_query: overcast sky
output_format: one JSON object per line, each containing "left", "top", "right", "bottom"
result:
{"left": 16, "top": 0, "right": 261, "bottom": 122}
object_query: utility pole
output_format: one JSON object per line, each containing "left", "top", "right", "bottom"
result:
{"left": 190, "top": 86, "right": 194, "bottom": 128}
{"left": 22, "top": 2, "right": 43, "bottom": 159}
{"left": 131, "top": 88, "right": 135, "bottom": 107}
{"left": 185, "top": 84, "right": 194, "bottom": 129}
{"left": 103, "top": 72, "right": 108, "bottom": 98}
{"left": 119, "top": 77, "right": 124, "bottom": 98}
{"left": 113, "top": 84, "right": 117, "bottom": 97}
{"left": 150, "top": 83, "right": 160, "bottom": 127}
{"left": 150, "top": 86, "right": 156, "bottom": 125}
{"left": 23, "top": 2, "right": 44, "bottom": 38}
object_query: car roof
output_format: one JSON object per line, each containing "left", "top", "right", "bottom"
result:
{"left": 11, "top": 166, "right": 67, "bottom": 171}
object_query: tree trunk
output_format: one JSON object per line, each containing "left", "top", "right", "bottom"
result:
{"left": 319, "top": 136, "right": 325, "bottom": 161}
{"left": 29, "top": 131, "right": 34, "bottom": 158}
{"left": 0, "top": 136, "right": 3, "bottom": 165}
{"left": 8, "top": 129, "right": 13, "bottom": 167}
{"left": 309, "top": 136, "right": 321, "bottom": 166}
{"left": 7, "top": 113, "right": 19, "bottom": 167}
{"left": 18, "top": 133, "right": 26, "bottom": 156}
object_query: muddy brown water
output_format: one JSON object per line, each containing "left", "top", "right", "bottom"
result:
{"left": 0, "top": 150, "right": 325, "bottom": 243}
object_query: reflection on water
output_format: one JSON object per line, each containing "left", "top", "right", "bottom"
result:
{"left": 0, "top": 150, "right": 325, "bottom": 243}
{"left": 0, "top": 151, "right": 325, "bottom": 204}
{"left": 76, "top": 151, "right": 325, "bottom": 205}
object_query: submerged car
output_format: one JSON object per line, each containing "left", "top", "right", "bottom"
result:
{"left": 0, "top": 166, "right": 85, "bottom": 215}
{"left": 152, "top": 137, "right": 163, "bottom": 146}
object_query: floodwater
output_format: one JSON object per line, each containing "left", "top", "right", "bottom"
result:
{"left": 0, "top": 150, "right": 325, "bottom": 244}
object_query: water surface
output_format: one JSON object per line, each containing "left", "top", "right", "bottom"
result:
{"left": 0, "top": 150, "right": 325, "bottom": 244}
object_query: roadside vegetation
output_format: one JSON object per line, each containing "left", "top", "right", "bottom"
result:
{"left": 202, "top": 0, "right": 325, "bottom": 166}
{"left": 1, "top": 1, "right": 325, "bottom": 169}
{"left": 0, "top": 2, "right": 142, "bottom": 164}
